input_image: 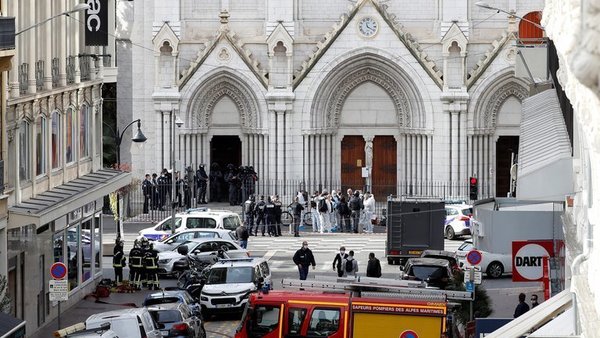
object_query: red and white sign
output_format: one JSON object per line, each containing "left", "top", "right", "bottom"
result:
{"left": 512, "top": 240, "right": 554, "bottom": 282}
{"left": 466, "top": 250, "right": 482, "bottom": 266}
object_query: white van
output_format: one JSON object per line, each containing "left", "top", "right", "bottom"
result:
{"left": 85, "top": 308, "right": 161, "bottom": 338}
{"left": 139, "top": 209, "right": 242, "bottom": 241}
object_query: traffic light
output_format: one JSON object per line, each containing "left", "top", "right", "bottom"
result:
{"left": 469, "top": 177, "right": 478, "bottom": 201}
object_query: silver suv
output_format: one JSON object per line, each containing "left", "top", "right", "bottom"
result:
{"left": 199, "top": 258, "right": 271, "bottom": 316}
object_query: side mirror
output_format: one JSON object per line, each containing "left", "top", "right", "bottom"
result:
{"left": 177, "top": 245, "right": 189, "bottom": 256}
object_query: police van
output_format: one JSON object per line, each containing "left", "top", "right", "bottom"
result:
{"left": 139, "top": 208, "right": 242, "bottom": 241}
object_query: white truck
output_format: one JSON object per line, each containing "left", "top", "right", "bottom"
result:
{"left": 458, "top": 198, "right": 563, "bottom": 278}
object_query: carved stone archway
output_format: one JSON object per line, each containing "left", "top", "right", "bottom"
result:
{"left": 188, "top": 72, "right": 261, "bottom": 133}
{"left": 482, "top": 82, "right": 529, "bottom": 129}
{"left": 310, "top": 53, "right": 425, "bottom": 132}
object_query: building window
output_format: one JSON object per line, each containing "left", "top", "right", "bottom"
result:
{"left": 81, "top": 218, "right": 93, "bottom": 283}
{"left": 66, "top": 108, "right": 76, "bottom": 163}
{"left": 19, "top": 121, "right": 31, "bottom": 181}
{"left": 80, "top": 105, "right": 89, "bottom": 158}
{"left": 36, "top": 116, "right": 47, "bottom": 176}
{"left": 53, "top": 230, "right": 64, "bottom": 263}
{"left": 67, "top": 225, "right": 80, "bottom": 290}
{"left": 51, "top": 111, "right": 62, "bottom": 169}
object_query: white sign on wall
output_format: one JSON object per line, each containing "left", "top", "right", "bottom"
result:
{"left": 49, "top": 280, "right": 69, "bottom": 301}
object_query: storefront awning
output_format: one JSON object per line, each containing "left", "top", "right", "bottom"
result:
{"left": 0, "top": 313, "right": 25, "bottom": 338}
{"left": 486, "top": 289, "right": 575, "bottom": 338}
{"left": 8, "top": 168, "right": 131, "bottom": 228}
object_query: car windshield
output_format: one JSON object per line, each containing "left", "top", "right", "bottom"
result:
{"left": 410, "top": 265, "right": 447, "bottom": 281}
{"left": 458, "top": 242, "right": 473, "bottom": 251}
{"left": 150, "top": 309, "right": 183, "bottom": 324}
{"left": 172, "top": 241, "right": 201, "bottom": 252}
{"left": 206, "top": 267, "right": 253, "bottom": 284}
{"left": 144, "top": 297, "right": 181, "bottom": 306}
{"left": 462, "top": 208, "right": 473, "bottom": 216}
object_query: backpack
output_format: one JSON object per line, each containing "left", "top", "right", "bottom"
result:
{"left": 318, "top": 199, "right": 328, "bottom": 212}
{"left": 345, "top": 258, "right": 354, "bottom": 273}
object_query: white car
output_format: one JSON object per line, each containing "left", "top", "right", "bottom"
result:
{"left": 139, "top": 208, "right": 242, "bottom": 241}
{"left": 85, "top": 308, "right": 161, "bottom": 338}
{"left": 444, "top": 204, "right": 473, "bottom": 240}
{"left": 152, "top": 229, "right": 238, "bottom": 252}
{"left": 456, "top": 239, "right": 512, "bottom": 279}
{"left": 157, "top": 238, "right": 248, "bottom": 275}
{"left": 200, "top": 258, "right": 271, "bottom": 316}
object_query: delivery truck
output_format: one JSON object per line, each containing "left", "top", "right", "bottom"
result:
{"left": 235, "top": 278, "right": 472, "bottom": 338}
{"left": 386, "top": 197, "right": 445, "bottom": 265}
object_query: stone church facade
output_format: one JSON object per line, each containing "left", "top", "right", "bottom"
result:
{"left": 119, "top": 0, "right": 543, "bottom": 201}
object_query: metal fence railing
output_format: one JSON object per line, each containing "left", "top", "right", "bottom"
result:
{"left": 116, "top": 179, "right": 493, "bottom": 223}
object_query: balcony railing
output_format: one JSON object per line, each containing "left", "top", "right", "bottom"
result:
{"left": 80, "top": 55, "right": 91, "bottom": 81}
{"left": 18, "top": 63, "right": 28, "bottom": 95}
{"left": 0, "top": 17, "right": 15, "bottom": 50}
{"left": 51, "top": 57, "right": 60, "bottom": 88}
{"left": 35, "top": 60, "right": 44, "bottom": 90}
{"left": 66, "top": 56, "right": 75, "bottom": 85}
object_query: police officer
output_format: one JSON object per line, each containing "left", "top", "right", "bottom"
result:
{"left": 243, "top": 195, "right": 256, "bottom": 235}
{"left": 128, "top": 239, "right": 144, "bottom": 290}
{"left": 144, "top": 242, "right": 160, "bottom": 290}
{"left": 142, "top": 174, "right": 152, "bottom": 214}
{"left": 112, "top": 238, "right": 126, "bottom": 285}
{"left": 273, "top": 194, "right": 283, "bottom": 236}
{"left": 254, "top": 195, "right": 267, "bottom": 236}
{"left": 225, "top": 164, "right": 240, "bottom": 206}
{"left": 157, "top": 171, "right": 168, "bottom": 210}
{"left": 196, "top": 164, "right": 208, "bottom": 204}
{"left": 265, "top": 196, "right": 277, "bottom": 237}
{"left": 209, "top": 163, "right": 223, "bottom": 202}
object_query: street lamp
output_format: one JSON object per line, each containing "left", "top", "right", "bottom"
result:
{"left": 475, "top": 2, "right": 545, "bottom": 30}
{"left": 15, "top": 3, "right": 90, "bottom": 36}
{"left": 171, "top": 113, "right": 184, "bottom": 234}
{"left": 110, "top": 119, "right": 147, "bottom": 167}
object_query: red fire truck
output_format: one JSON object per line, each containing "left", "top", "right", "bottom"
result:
{"left": 234, "top": 278, "right": 472, "bottom": 338}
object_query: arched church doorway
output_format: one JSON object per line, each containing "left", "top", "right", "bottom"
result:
{"left": 210, "top": 136, "right": 241, "bottom": 202}
{"left": 372, "top": 135, "right": 397, "bottom": 198}
{"left": 496, "top": 136, "right": 519, "bottom": 197}
{"left": 341, "top": 136, "right": 365, "bottom": 193}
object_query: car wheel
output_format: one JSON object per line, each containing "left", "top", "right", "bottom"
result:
{"left": 445, "top": 226, "right": 456, "bottom": 240}
{"left": 486, "top": 261, "right": 504, "bottom": 278}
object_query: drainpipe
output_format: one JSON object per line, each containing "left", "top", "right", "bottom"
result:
{"left": 571, "top": 222, "right": 593, "bottom": 335}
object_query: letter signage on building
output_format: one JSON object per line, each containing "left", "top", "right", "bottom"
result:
{"left": 512, "top": 240, "right": 554, "bottom": 282}
{"left": 85, "top": 0, "right": 108, "bottom": 46}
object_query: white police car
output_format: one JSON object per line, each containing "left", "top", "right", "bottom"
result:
{"left": 139, "top": 208, "right": 242, "bottom": 241}
{"left": 444, "top": 204, "right": 473, "bottom": 240}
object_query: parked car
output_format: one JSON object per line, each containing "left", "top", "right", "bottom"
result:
{"left": 200, "top": 258, "right": 271, "bottom": 316}
{"left": 157, "top": 238, "right": 248, "bottom": 276}
{"left": 85, "top": 308, "right": 161, "bottom": 338}
{"left": 153, "top": 229, "right": 238, "bottom": 252}
{"left": 139, "top": 208, "right": 242, "bottom": 241}
{"left": 444, "top": 204, "right": 473, "bottom": 240}
{"left": 143, "top": 290, "right": 201, "bottom": 317}
{"left": 455, "top": 239, "right": 512, "bottom": 279}
{"left": 420, "top": 250, "right": 460, "bottom": 273}
{"left": 55, "top": 322, "right": 118, "bottom": 338}
{"left": 147, "top": 303, "right": 206, "bottom": 338}
{"left": 400, "top": 258, "right": 454, "bottom": 289}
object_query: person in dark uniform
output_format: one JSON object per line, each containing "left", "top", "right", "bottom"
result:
{"left": 151, "top": 173, "right": 159, "bottom": 210}
{"left": 128, "top": 239, "right": 144, "bottom": 290}
{"left": 293, "top": 241, "right": 316, "bottom": 280}
{"left": 157, "top": 171, "right": 168, "bottom": 210}
{"left": 514, "top": 293, "right": 530, "bottom": 318}
{"left": 273, "top": 194, "right": 283, "bottom": 236}
{"left": 144, "top": 242, "right": 160, "bottom": 290}
{"left": 209, "top": 163, "right": 223, "bottom": 202}
{"left": 142, "top": 174, "right": 152, "bottom": 214}
{"left": 196, "top": 164, "right": 208, "bottom": 204}
{"left": 140, "top": 237, "right": 151, "bottom": 288}
{"left": 112, "top": 238, "right": 126, "bottom": 284}
{"left": 243, "top": 195, "right": 256, "bottom": 235}
{"left": 225, "top": 164, "right": 240, "bottom": 206}
{"left": 183, "top": 174, "right": 191, "bottom": 209}
{"left": 290, "top": 196, "right": 304, "bottom": 237}
{"left": 265, "top": 196, "right": 276, "bottom": 236}
{"left": 254, "top": 195, "right": 267, "bottom": 236}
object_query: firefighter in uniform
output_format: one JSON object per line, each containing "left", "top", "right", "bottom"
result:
{"left": 112, "top": 238, "right": 126, "bottom": 285}
{"left": 128, "top": 239, "right": 144, "bottom": 290}
{"left": 144, "top": 242, "right": 160, "bottom": 290}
